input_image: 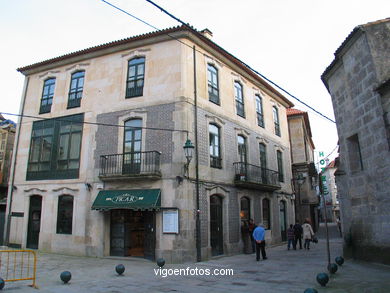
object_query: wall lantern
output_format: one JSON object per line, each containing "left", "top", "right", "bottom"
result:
{"left": 183, "top": 139, "right": 194, "bottom": 176}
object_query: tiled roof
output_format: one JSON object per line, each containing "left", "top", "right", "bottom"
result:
{"left": 321, "top": 17, "right": 390, "bottom": 89}
{"left": 286, "top": 108, "right": 306, "bottom": 116}
{"left": 17, "top": 25, "right": 294, "bottom": 107}
{"left": 287, "top": 108, "right": 315, "bottom": 149}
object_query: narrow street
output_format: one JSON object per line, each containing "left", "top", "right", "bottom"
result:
{"left": 3, "top": 223, "right": 390, "bottom": 292}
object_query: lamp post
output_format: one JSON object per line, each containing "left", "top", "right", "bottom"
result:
{"left": 295, "top": 173, "right": 306, "bottom": 223}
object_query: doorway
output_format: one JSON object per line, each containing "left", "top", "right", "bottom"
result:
{"left": 110, "top": 210, "right": 155, "bottom": 260}
{"left": 279, "top": 200, "right": 287, "bottom": 241}
{"left": 210, "top": 195, "right": 223, "bottom": 256}
{"left": 27, "top": 195, "right": 42, "bottom": 249}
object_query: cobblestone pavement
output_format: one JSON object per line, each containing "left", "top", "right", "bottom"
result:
{"left": 2, "top": 223, "right": 390, "bottom": 292}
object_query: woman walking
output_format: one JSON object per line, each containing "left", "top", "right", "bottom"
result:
{"left": 302, "top": 218, "right": 314, "bottom": 250}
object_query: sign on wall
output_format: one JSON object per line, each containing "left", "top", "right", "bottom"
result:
{"left": 162, "top": 209, "right": 179, "bottom": 234}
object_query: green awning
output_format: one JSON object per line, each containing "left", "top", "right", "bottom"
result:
{"left": 91, "top": 189, "right": 161, "bottom": 211}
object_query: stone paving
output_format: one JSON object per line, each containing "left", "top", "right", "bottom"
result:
{"left": 2, "top": 224, "right": 390, "bottom": 292}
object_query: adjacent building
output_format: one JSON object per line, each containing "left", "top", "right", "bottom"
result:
{"left": 320, "top": 159, "right": 339, "bottom": 222}
{"left": 322, "top": 18, "right": 390, "bottom": 264}
{"left": 6, "top": 26, "right": 295, "bottom": 263}
{"left": 0, "top": 115, "right": 16, "bottom": 245}
{"left": 287, "top": 109, "right": 318, "bottom": 230}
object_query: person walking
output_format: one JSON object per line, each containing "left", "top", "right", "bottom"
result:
{"left": 293, "top": 221, "right": 303, "bottom": 249}
{"left": 253, "top": 223, "right": 267, "bottom": 261}
{"left": 302, "top": 218, "right": 314, "bottom": 250}
{"left": 248, "top": 219, "right": 257, "bottom": 253}
{"left": 287, "top": 224, "right": 296, "bottom": 250}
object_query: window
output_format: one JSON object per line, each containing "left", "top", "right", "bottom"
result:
{"left": 347, "top": 134, "right": 363, "bottom": 172}
{"left": 255, "top": 94, "right": 264, "bottom": 128}
{"left": 39, "top": 78, "right": 56, "bottom": 114}
{"left": 234, "top": 82, "right": 245, "bottom": 118}
{"left": 277, "top": 150, "right": 284, "bottom": 182}
{"left": 56, "top": 195, "right": 73, "bottom": 234}
{"left": 259, "top": 143, "right": 267, "bottom": 183}
{"left": 259, "top": 143, "right": 267, "bottom": 168}
{"left": 126, "top": 57, "right": 145, "bottom": 98}
{"left": 262, "top": 198, "right": 271, "bottom": 229}
{"left": 123, "top": 119, "right": 142, "bottom": 173}
{"left": 27, "top": 113, "right": 83, "bottom": 180}
{"left": 273, "top": 106, "right": 280, "bottom": 136}
{"left": 237, "top": 135, "right": 247, "bottom": 163}
{"left": 208, "top": 64, "right": 219, "bottom": 104}
{"left": 209, "top": 124, "right": 222, "bottom": 168}
{"left": 68, "top": 71, "right": 85, "bottom": 109}
{"left": 240, "top": 197, "right": 250, "bottom": 221}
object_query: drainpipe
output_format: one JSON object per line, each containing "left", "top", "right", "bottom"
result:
{"left": 193, "top": 45, "right": 201, "bottom": 262}
{"left": 4, "top": 76, "right": 30, "bottom": 245}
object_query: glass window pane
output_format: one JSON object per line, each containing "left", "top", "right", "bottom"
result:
{"left": 71, "top": 79, "right": 77, "bottom": 90}
{"left": 70, "top": 133, "right": 81, "bottom": 159}
{"left": 58, "top": 134, "right": 69, "bottom": 160}
{"left": 138, "top": 64, "right": 144, "bottom": 75}
{"left": 125, "top": 130, "right": 132, "bottom": 142}
{"left": 129, "top": 66, "right": 136, "bottom": 78}
{"left": 134, "top": 129, "right": 142, "bottom": 140}
{"left": 30, "top": 138, "right": 40, "bottom": 162}
{"left": 78, "top": 77, "right": 84, "bottom": 88}
{"left": 134, "top": 141, "right": 141, "bottom": 152}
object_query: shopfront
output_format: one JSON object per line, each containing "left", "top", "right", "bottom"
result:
{"left": 91, "top": 189, "right": 160, "bottom": 260}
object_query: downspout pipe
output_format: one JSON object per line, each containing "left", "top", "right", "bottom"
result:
{"left": 4, "top": 76, "right": 29, "bottom": 245}
{"left": 193, "top": 45, "right": 201, "bottom": 262}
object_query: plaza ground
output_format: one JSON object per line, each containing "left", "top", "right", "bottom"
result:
{"left": 2, "top": 223, "right": 390, "bottom": 292}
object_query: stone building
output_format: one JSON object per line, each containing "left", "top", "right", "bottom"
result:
{"left": 287, "top": 109, "right": 318, "bottom": 230}
{"left": 321, "top": 159, "right": 339, "bottom": 222}
{"left": 6, "top": 26, "right": 294, "bottom": 263}
{"left": 322, "top": 18, "right": 390, "bottom": 264}
{"left": 0, "top": 115, "right": 16, "bottom": 244}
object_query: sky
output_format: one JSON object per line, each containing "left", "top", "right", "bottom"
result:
{"left": 1, "top": 0, "right": 389, "bottom": 164}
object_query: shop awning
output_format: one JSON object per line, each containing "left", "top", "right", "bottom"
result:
{"left": 91, "top": 189, "right": 161, "bottom": 211}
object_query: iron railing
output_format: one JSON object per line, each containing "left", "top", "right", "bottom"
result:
{"left": 233, "top": 162, "right": 280, "bottom": 189}
{"left": 99, "top": 151, "right": 161, "bottom": 178}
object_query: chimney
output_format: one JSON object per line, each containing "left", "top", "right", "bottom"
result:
{"left": 200, "top": 28, "right": 213, "bottom": 39}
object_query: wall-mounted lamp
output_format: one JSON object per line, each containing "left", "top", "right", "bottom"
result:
{"left": 183, "top": 139, "right": 194, "bottom": 176}
{"left": 85, "top": 183, "right": 92, "bottom": 191}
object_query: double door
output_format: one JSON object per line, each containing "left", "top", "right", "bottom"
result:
{"left": 110, "top": 210, "right": 155, "bottom": 260}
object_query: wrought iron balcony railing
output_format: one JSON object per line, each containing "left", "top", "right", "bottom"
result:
{"left": 99, "top": 151, "right": 161, "bottom": 179}
{"left": 233, "top": 162, "right": 281, "bottom": 191}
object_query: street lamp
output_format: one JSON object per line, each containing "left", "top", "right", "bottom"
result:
{"left": 183, "top": 139, "right": 194, "bottom": 176}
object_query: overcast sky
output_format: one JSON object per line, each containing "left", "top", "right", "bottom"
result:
{"left": 1, "top": 0, "right": 389, "bottom": 163}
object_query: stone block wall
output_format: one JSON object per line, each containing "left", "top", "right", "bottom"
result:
{"left": 324, "top": 21, "right": 390, "bottom": 264}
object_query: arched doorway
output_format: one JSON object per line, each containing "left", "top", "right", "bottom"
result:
{"left": 279, "top": 200, "right": 287, "bottom": 241}
{"left": 27, "top": 195, "right": 42, "bottom": 249}
{"left": 210, "top": 195, "right": 223, "bottom": 256}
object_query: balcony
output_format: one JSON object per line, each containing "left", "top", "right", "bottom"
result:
{"left": 99, "top": 151, "right": 161, "bottom": 181}
{"left": 233, "top": 162, "right": 281, "bottom": 191}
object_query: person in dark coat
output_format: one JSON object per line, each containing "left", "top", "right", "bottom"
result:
{"left": 293, "top": 221, "right": 303, "bottom": 249}
{"left": 241, "top": 220, "right": 251, "bottom": 254}
{"left": 287, "top": 224, "right": 296, "bottom": 250}
{"left": 248, "top": 219, "right": 257, "bottom": 253}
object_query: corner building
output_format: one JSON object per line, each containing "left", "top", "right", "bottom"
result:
{"left": 7, "top": 26, "right": 294, "bottom": 263}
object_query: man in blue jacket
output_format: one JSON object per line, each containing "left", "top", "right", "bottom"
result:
{"left": 252, "top": 223, "right": 267, "bottom": 261}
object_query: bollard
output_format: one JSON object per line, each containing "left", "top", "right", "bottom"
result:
{"left": 316, "top": 272, "right": 329, "bottom": 287}
{"left": 335, "top": 256, "right": 344, "bottom": 266}
{"left": 328, "top": 263, "right": 338, "bottom": 274}
{"left": 156, "top": 258, "right": 165, "bottom": 268}
{"left": 303, "top": 289, "right": 318, "bottom": 293}
{"left": 0, "top": 278, "right": 5, "bottom": 290}
{"left": 60, "top": 271, "right": 72, "bottom": 284}
{"left": 115, "top": 264, "right": 125, "bottom": 275}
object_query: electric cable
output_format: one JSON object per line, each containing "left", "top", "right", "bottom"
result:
{"left": 100, "top": 0, "right": 336, "bottom": 124}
